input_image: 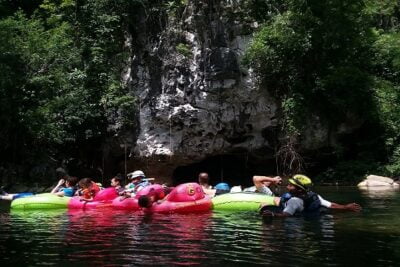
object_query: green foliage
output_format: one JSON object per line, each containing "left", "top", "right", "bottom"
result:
{"left": 372, "top": 30, "right": 400, "bottom": 174}
{"left": 245, "top": 0, "right": 375, "bottom": 130}
{"left": 176, "top": 43, "right": 191, "bottom": 58}
{"left": 244, "top": 0, "right": 400, "bottom": 178}
{"left": 0, "top": 0, "right": 135, "bottom": 172}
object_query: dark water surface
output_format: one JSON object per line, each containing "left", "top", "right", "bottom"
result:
{"left": 1, "top": 187, "right": 399, "bottom": 266}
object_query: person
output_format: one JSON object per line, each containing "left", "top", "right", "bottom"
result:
{"left": 198, "top": 172, "right": 216, "bottom": 197}
{"left": 214, "top": 182, "right": 231, "bottom": 196}
{"left": 251, "top": 175, "right": 282, "bottom": 196}
{"left": 0, "top": 168, "right": 70, "bottom": 201}
{"left": 230, "top": 185, "right": 242, "bottom": 193}
{"left": 77, "top": 178, "right": 101, "bottom": 201}
{"left": 123, "top": 170, "right": 151, "bottom": 197}
{"left": 260, "top": 174, "right": 362, "bottom": 217}
{"left": 0, "top": 187, "right": 32, "bottom": 201}
{"left": 138, "top": 186, "right": 167, "bottom": 208}
{"left": 110, "top": 176, "right": 125, "bottom": 195}
{"left": 51, "top": 176, "right": 79, "bottom": 197}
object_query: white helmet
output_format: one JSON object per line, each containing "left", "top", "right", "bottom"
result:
{"left": 127, "top": 170, "right": 145, "bottom": 179}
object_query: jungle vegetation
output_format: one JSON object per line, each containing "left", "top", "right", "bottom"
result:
{"left": 0, "top": 0, "right": 399, "bottom": 183}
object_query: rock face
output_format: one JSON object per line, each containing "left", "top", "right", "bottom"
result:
{"left": 108, "top": 1, "right": 364, "bottom": 183}
{"left": 115, "top": 1, "right": 279, "bottom": 181}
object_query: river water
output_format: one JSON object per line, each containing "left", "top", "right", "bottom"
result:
{"left": 0, "top": 187, "right": 399, "bottom": 266}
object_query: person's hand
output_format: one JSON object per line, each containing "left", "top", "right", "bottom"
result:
{"left": 345, "top": 203, "right": 362, "bottom": 212}
{"left": 57, "top": 179, "right": 65, "bottom": 187}
{"left": 261, "top": 209, "right": 275, "bottom": 217}
{"left": 273, "top": 176, "right": 282, "bottom": 185}
{"left": 259, "top": 204, "right": 274, "bottom": 215}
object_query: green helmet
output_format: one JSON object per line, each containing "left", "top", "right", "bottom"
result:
{"left": 288, "top": 174, "right": 313, "bottom": 191}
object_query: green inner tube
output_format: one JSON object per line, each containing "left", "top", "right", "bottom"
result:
{"left": 212, "top": 192, "right": 276, "bottom": 211}
{"left": 10, "top": 193, "right": 70, "bottom": 210}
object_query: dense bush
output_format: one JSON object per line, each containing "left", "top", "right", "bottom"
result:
{"left": 245, "top": 0, "right": 400, "bottom": 180}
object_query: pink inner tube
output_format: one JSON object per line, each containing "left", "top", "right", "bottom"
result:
{"left": 145, "top": 196, "right": 212, "bottom": 214}
{"left": 112, "top": 182, "right": 212, "bottom": 213}
{"left": 146, "top": 183, "right": 212, "bottom": 213}
{"left": 111, "top": 196, "right": 139, "bottom": 210}
{"left": 112, "top": 184, "right": 164, "bottom": 210}
{"left": 68, "top": 187, "right": 118, "bottom": 209}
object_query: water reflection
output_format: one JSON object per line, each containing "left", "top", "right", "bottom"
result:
{"left": 0, "top": 209, "right": 215, "bottom": 266}
{"left": 0, "top": 187, "right": 399, "bottom": 266}
{"left": 359, "top": 187, "right": 399, "bottom": 199}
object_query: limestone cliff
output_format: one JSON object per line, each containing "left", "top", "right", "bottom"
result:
{"left": 109, "top": 1, "right": 279, "bottom": 181}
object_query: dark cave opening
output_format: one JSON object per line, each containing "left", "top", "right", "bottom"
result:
{"left": 172, "top": 153, "right": 277, "bottom": 187}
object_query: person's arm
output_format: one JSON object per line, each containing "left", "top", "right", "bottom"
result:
{"left": 54, "top": 191, "right": 65, "bottom": 197}
{"left": 261, "top": 209, "right": 292, "bottom": 217}
{"left": 80, "top": 194, "right": 93, "bottom": 201}
{"left": 253, "top": 176, "right": 282, "bottom": 188}
{"left": 51, "top": 179, "right": 65, "bottom": 194}
{"left": 318, "top": 195, "right": 362, "bottom": 212}
{"left": 330, "top": 202, "right": 362, "bottom": 212}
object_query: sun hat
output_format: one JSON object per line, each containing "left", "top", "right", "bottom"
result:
{"left": 127, "top": 170, "right": 145, "bottom": 180}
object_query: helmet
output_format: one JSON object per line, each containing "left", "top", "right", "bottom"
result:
{"left": 127, "top": 170, "right": 145, "bottom": 180}
{"left": 215, "top": 182, "right": 230, "bottom": 191}
{"left": 288, "top": 174, "right": 313, "bottom": 191}
{"left": 215, "top": 182, "right": 230, "bottom": 196}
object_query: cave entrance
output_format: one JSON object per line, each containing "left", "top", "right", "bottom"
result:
{"left": 172, "top": 153, "right": 277, "bottom": 187}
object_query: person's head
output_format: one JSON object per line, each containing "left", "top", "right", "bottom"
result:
{"left": 56, "top": 168, "right": 68, "bottom": 180}
{"left": 138, "top": 195, "right": 153, "bottom": 208}
{"left": 111, "top": 176, "right": 122, "bottom": 187}
{"left": 287, "top": 174, "right": 312, "bottom": 195}
{"left": 215, "top": 182, "right": 230, "bottom": 196}
{"left": 66, "top": 176, "right": 78, "bottom": 187}
{"left": 198, "top": 172, "right": 209, "bottom": 185}
{"left": 79, "top": 178, "right": 92, "bottom": 189}
{"left": 127, "top": 170, "right": 145, "bottom": 184}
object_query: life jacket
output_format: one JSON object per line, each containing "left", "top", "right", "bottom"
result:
{"left": 81, "top": 182, "right": 100, "bottom": 200}
{"left": 302, "top": 191, "right": 321, "bottom": 212}
{"left": 278, "top": 191, "right": 321, "bottom": 214}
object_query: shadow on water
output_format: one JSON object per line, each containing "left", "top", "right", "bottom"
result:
{"left": 0, "top": 187, "right": 399, "bottom": 266}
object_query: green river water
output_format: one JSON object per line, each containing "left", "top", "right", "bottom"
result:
{"left": 0, "top": 187, "right": 399, "bottom": 266}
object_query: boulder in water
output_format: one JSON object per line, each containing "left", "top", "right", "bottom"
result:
{"left": 358, "top": 175, "right": 400, "bottom": 188}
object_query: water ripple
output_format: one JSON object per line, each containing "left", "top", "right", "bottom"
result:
{"left": 0, "top": 188, "right": 399, "bottom": 266}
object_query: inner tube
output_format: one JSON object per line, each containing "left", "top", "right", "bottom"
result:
{"left": 11, "top": 193, "right": 34, "bottom": 200}
{"left": 112, "top": 184, "right": 165, "bottom": 210}
{"left": 144, "top": 183, "right": 212, "bottom": 214}
{"left": 68, "top": 187, "right": 118, "bottom": 209}
{"left": 11, "top": 193, "right": 70, "bottom": 210}
{"left": 212, "top": 192, "right": 277, "bottom": 211}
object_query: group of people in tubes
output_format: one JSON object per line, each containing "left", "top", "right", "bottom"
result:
{"left": 0, "top": 169, "right": 362, "bottom": 216}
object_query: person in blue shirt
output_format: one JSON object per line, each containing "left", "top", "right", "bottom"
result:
{"left": 51, "top": 176, "right": 79, "bottom": 197}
